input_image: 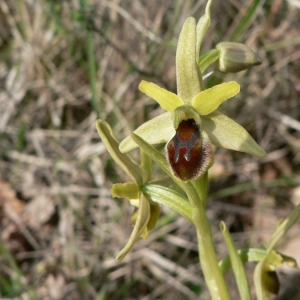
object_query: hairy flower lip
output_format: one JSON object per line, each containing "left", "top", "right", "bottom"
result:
{"left": 166, "top": 119, "right": 214, "bottom": 181}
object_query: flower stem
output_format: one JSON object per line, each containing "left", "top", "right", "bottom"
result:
{"left": 198, "top": 49, "right": 220, "bottom": 74}
{"left": 188, "top": 174, "right": 230, "bottom": 300}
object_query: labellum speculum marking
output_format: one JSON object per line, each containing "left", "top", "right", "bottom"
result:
{"left": 166, "top": 119, "right": 206, "bottom": 181}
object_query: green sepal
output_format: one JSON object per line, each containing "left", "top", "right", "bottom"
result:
{"left": 110, "top": 182, "right": 139, "bottom": 199}
{"left": 201, "top": 111, "right": 266, "bottom": 157}
{"left": 119, "top": 112, "right": 174, "bottom": 153}
{"left": 96, "top": 120, "right": 145, "bottom": 185}
{"left": 176, "top": 17, "right": 202, "bottom": 102}
{"left": 116, "top": 194, "right": 150, "bottom": 261}
{"left": 139, "top": 80, "right": 184, "bottom": 112}
{"left": 220, "top": 221, "right": 251, "bottom": 300}
{"left": 192, "top": 82, "right": 240, "bottom": 115}
{"left": 143, "top": 184, "right": 193, "bottom": 223}
{"left": 196, "top": 0, "right": 213, "bottom": 59}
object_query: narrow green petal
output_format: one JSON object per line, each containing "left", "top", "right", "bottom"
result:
{"left": 96, "top": 120, "right": 145, "bottom": 185}
{"left": 176, "top": 17, "right": 202, "bottom": 103}
{"left": 119, "top": 112, "right": 174, "bottom": 153}
{"left": 220, "top": 221, "right": 251, "bottom": 300}
{"left": 110, "top": 182, "right": 139, "bottom": 199}
{"left": 201, "top": 111, "right": 266, "bottom": 157}
{"left": 116, "top": 194, "right": 150, "bottom": 261}
{"left": 192, "top": 82, "right": 240, "bottom": 115}
{"left": 196, "top": 0, "right": 212, "bottom": 59}
{"left": 139, "top": 80, "right": 184, "bottom": 112}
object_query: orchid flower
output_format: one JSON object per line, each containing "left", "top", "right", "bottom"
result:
{"left": 96, "top": 120, "right": 160, "bottom": 261}
{"left": 119, "top": 17, "right": 266, "bottom": 181}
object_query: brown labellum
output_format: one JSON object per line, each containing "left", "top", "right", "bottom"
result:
{"left": 166, "top": 119, "right": 212, "bottom": 181}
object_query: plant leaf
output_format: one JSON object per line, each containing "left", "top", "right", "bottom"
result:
{"left": 201, "top": 111, "right": 266, "bottom": 157}
{"left": 143, "top": 184, "right": 193, "bottom": 222}
{"left": 139, "top": 80, "right": 184, "bottom": 112}
{"left": 119, "top": 112, "right": 174, "bottom": 153}
{"left": 220, "top": 221, "right": 251, "bottom": 300}
{"left": 192, "top": 82, "right": 240, "bottom": 115}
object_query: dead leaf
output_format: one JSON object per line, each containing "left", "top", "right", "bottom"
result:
{"left": 0, "top": 181, "right": 27, "bottom": 253}
{"left": 22, "top": 194, "right": 55, "bottom": 229}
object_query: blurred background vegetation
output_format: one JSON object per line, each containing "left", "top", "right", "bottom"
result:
{"left": 0, "top": 0, "right": 300, "bottom": 299}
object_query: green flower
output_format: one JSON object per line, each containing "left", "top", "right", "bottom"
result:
{"left": 96, "top": 120, "right": 160, "bottom": 261}
{"left": 119, "top": 17, "right": 266, "bottom": 181}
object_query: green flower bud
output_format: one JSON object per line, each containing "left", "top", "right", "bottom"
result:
{"left": 216, "top": 42, "right": 262, "bottom": 73}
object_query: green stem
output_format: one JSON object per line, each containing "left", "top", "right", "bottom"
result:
{"left": 198, "top": 49, "right": 220, "bottom": 74}
{"left": 191, "top": 172, "right": 208, "bottom": 207}
{"left": 187, "top": 173, "right": 230, "bottom": 300}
